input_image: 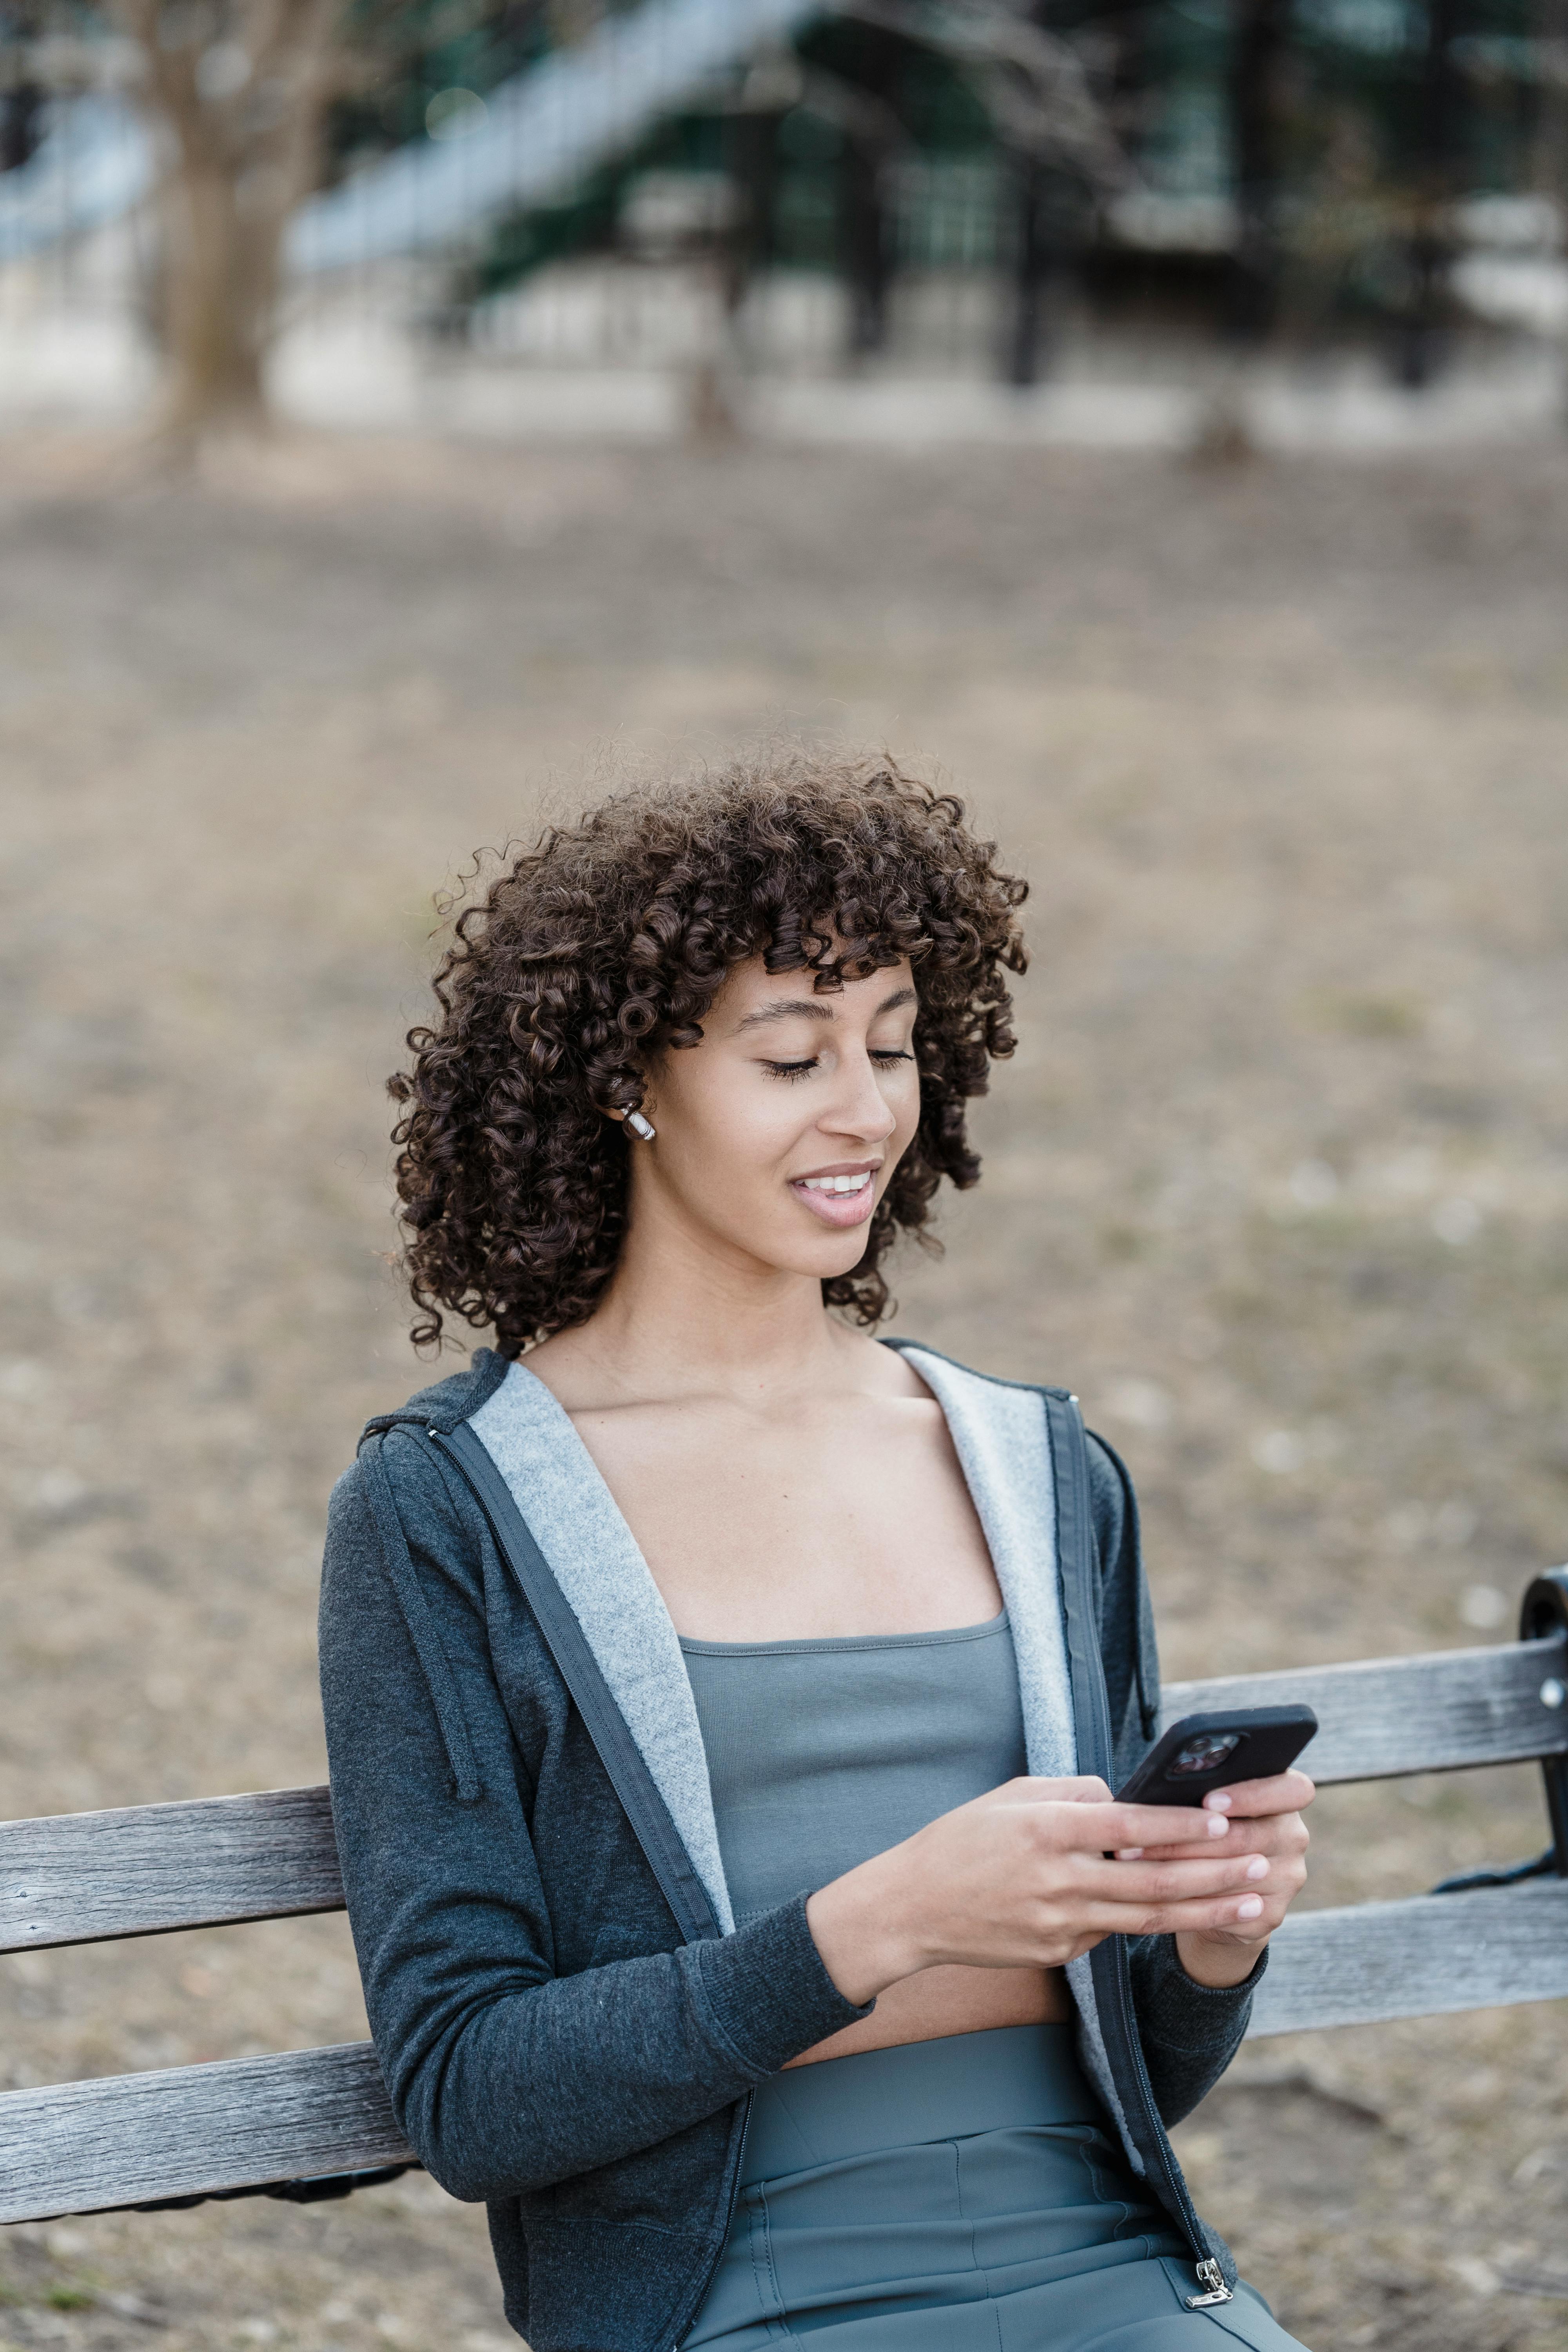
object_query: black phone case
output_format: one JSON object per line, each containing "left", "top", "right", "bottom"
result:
{"left": 1114, "top": 1705, "right": 1318, "bottom": 1806}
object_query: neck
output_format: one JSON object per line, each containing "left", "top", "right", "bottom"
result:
{"left": 556, "top": 1195, "right": 854, "bottom": 1406}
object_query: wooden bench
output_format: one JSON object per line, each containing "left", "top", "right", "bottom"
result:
{"left": 4, "top": 1567, "right": 1568, "bottom": 2228}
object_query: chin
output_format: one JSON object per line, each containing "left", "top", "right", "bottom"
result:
{"left": 792, "top": 1237, "right": 873, "bottom": 1283}
{"left": 728, "top": 1201, "right": 877, "bottom": 1282}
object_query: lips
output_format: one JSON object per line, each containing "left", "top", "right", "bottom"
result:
{"left": 789, "top": 1165, "right": 879, "bottom": 1229}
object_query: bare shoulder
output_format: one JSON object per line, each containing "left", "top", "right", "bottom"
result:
{"left": 514, "top": 1325, "right": 619, "bottom": 1417}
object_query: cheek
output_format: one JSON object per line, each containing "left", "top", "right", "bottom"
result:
{"left": 661, "top": 1069, "right": 806, "bottom": 1179}
{"left": 890, "top": 1069, "right": 923, "bottom": 1151}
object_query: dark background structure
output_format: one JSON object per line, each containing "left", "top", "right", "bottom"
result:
{"left": 3, "top": 0, "right": 1566, "bottom": 434}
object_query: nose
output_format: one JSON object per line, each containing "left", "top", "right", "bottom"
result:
{"left": 820, "top": 1043, "right": 899, "bottom": 1144}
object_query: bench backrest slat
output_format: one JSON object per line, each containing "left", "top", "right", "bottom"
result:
{"left": 1164, "top": 1633, "right": 1568, "bottom": 1784}
{"left": 5, "top": 1635, "right": 1565, "bottom": 1956}
{"left": 1248, "top": 1877, "right": 1568, "bottom": 2037}
{"left": 7, "top": 1875, "right": 1568, "bottom": 2224}
{"left": 0, "top": 1786, "right": 341, "bottom": 1955}
{"left": 0, "top": 2042, "right": 410, "bottom": 2225}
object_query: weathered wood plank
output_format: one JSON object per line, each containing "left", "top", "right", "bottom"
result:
{"left": 0, "top": 1786, "right": 342, "bottom": 1954}
{"left": 7, "top": 1890, "right": 1561, "bottom": 2224}
{"left": 2, "top": 1634, "right": 1562, "bottom": 1964}
{"left": 1247, "top": 1878, "right": 1568, "bottom": 2037}
{"left": 1164, "top": 1634, "right": 1568, "bottom": 1785}
{"left": 1, "top": 1895, "right": 1563, "bottom": 2222}
{"left": 0, "top": 2041, "right": 412, "bottom": 2224}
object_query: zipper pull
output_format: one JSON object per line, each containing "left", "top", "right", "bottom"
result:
{"left": 1185, "top": 2259, "right": 1235, "bottom": 2309}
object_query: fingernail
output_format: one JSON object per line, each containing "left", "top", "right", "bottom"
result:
{"left": 1235, "top": 1895, "right": 1264, "bottom": 1919}
{"left": 1246, "top": 1857, "right": 1270, "bottom": 1881}
{"left": 1205, "top": 1793, "right": 1233, "bottom": 1812}
{"left": 1207, "top": 1814, "right": 1230, "bottom": 1836}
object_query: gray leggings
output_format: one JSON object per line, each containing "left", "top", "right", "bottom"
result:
{"left": 681, "top": 2026, "right": 1310, "bottom": 2350}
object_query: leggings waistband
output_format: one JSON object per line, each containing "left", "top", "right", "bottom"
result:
{"left": 742, "top": 2024, "right": 1104, "bottom": 2187}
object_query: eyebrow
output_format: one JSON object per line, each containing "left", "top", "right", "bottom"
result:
{"left": 732, "top": 985, "right": 917, "bottom": 1035}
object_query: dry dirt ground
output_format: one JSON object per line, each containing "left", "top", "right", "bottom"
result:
{"left": 1, "top": 428, "right": 1567, "bottom": 2352}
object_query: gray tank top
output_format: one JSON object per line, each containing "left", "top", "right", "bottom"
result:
{"left": 679, "top": 1615, "right": 1027, "bottom": 1928}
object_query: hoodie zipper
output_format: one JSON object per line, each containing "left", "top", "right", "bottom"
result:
{"left": 1188, "top": 2261, "right": 1237, "bottom": 2307}
{"left": 1047, "top": 1391, "right": 1234, "bottom": 2310}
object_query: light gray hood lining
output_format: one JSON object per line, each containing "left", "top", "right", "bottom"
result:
{"left": 897, "top": 1348, "right": 1138, "bottom": 2171}
{"left": 470, "top": 1360, "right": 737, "bottom": 1934}
{"left": 895, "top": 1347, "right": 1075, "bottom": 1784}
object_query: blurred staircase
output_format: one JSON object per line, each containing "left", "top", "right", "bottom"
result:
{"left": 0, "top": 0, "right": 824, "bottom": 272}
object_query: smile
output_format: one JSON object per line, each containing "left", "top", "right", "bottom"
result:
{"left": 789, "top": 1165, "right": 880, "bottom": 1229}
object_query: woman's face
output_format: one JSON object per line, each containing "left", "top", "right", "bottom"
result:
{"left": 626, "top": 955, "right": 922, "bottom": 1286}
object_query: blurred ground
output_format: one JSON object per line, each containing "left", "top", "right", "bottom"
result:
{"left": 1, "top": 429, "right": 1566, "bottom": 2352}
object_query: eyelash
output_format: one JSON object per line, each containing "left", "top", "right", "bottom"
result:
{"left": 763, "top": 1050, "right": 913, "bottom": 1083}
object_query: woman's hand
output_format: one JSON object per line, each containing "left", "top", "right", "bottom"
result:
{"left": 1119, "top": 1770, "right": 1314, "bottom": 1990}
{"left": 805, "top": 1775, "right": 1285, "bottom": 2009}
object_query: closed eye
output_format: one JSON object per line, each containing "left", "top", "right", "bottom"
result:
{"left": 762, "top": 1048, "right": 913, "bottom": 1082}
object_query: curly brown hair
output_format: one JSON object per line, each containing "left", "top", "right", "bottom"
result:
{"left": 390, "top": 751, "right": 1028, "bottom": 1353}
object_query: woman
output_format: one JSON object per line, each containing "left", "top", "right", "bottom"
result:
{"left": 319, "top": 752, "right": 1314, "bottom": 2352}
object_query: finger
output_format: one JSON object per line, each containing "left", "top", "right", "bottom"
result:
{"left": 1147, "top": 1817, "right": 1298, "bottom": 1863}
{"left": 1116, "top": 1837, "right": 1272, "bottom": 1860}
{"left": 1079, "top": 1887, "right": 1272, "bottom": 1938}
{"left": 1201, "top": 1771, "right": 1316, "bottom": 1818}
{"left": 1071, "top": 1800, "right": 1234, "bottom": 1849}
{"left": 1077, "top": 1852, "right": 1273, "bottom": 1904}
{"left": 997, "top": 1775, "right": 1112, "bottom": 1805}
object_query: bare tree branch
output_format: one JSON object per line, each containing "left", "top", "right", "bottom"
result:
{"left": 840, "top": 0, "right": 1126, "bottom": 187}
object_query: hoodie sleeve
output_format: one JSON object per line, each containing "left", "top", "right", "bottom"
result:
{"left": 1086, "top": 1428, "right": 1266, "bottom": 2125}
{"left": 318, "top": 1429, "right": 868, "bottom": 2205}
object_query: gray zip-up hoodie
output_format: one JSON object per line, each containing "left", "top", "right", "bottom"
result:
{"left": 318, "top": 1342, "right": 1263, "bottom": 2352}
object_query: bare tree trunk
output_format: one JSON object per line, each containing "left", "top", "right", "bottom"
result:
{"left": 1399, "top": 0, "right": 1459, "bottom": 388}
{"left": 159, "top": 159, "right": 281, "bottom": 428}
{"left": 112, "top": 0, "right": 341, "bottom": 445}
{"left": 1227, "top": 0, "right": 1288, "bottom": 343}
{"left": 1535, "top": 0, "right": 1568, "bottom": 200}
{"left": 1007, "top": 155, "right": 1049, "bottom": 386}
{"left": 834, "top": 23, "right": 901, "bottom": 362}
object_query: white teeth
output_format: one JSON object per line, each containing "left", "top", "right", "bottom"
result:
{"left": 798, "top": 1173, "right": 872, "bottom": 1194}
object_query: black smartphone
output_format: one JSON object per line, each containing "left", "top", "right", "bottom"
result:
{"left": 1113, "top": 1706, "right": 1318, "bottom": 1808}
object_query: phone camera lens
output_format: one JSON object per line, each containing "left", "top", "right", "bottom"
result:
{"left": 1167, "top": 1731, "right": 1241, "bottom": 1777}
